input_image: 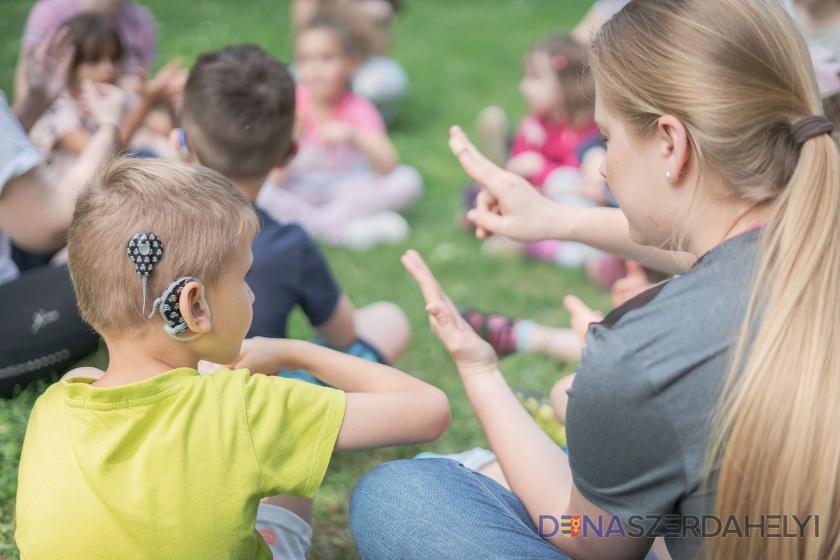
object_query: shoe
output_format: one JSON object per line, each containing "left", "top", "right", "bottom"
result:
{"left": 342, "top": 211, "right": 410, "bottom": 250}
{"left": 459, "top": 307, "right": 519, "bottom": 357}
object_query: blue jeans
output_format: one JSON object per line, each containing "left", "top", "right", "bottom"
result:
{"left": 350, "top": 458, "right": 574, "bottom": 559}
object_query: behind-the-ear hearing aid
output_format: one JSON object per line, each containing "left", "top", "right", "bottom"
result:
{"left": 127, "top": 232, "right": 210, "bottom": 341}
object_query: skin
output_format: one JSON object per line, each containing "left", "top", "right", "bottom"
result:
{"left": 294, "top": 27, "right": 399, "bottom": 175}
{"left": 418, "top": 87, "right": 772, "bottom": 557}
{"left": 1, "top": 81, "right": 125, "bottom": 253}
{"left": 61, "top": 57, "right": 181, "bottom": 155}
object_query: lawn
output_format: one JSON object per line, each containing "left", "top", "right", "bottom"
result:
{"left": 0, "top": 1, "right": 607, "bottom": 558}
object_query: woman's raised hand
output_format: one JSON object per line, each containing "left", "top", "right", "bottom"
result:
{"left": 401, "top": 250, "right": 498, "bottom": 380}
{"left": 449, "top": 125, "right": 561, "bottom": 243}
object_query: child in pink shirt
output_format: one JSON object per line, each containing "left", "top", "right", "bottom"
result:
{"left": 258, "top": 10, "right": 422, "bottom": 250}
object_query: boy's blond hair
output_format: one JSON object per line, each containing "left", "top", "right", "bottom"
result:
{"left": 68, "top": 156, "right": 260, "bottom": 336}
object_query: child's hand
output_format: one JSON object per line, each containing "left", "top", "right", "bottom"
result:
{"left": 505, "top": 151, "right": 545, "bottom": 178}
{"left": 319, "top": 121, "right": 355, "bottom": 145}
{"left": 563, "top": 295, "right": 603, "bottom": 343}
{"left": 81, "top": 80, "right": 128, "bottom": 127}
{"left": 610, "top": 261, "right": 653, "bottom": 308}
{"left": 230, "top": 337, "right": 288, "bottom": 375}
{"left": 401, "top": 250, "right": 498, "bottom": 380}
{"left": 450, "top": 126, "right": 561, "bottom": 243}
{"left": 143, "top": 58, "right": 185, "bottom": 104}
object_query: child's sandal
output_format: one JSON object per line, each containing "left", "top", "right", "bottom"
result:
{"left": 458, "top": 307, "right": 519, "bottom": 357}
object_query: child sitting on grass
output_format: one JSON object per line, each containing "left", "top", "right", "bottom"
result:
{"left": 177, "top": 44, "right": 411, "bottom": 379}
{"left": 468, "top": 34, "right": 625, "bottom": 287}
{"left": 15, "top": 156, "right": 450, "bottom": 559}
{"left": 258, "top": 11, "right": 422, "bottom": 250}
{"left": 28, "top": 12, "right": 181, "bottom": 186}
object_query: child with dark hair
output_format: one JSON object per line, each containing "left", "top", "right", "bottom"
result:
{"left": 258, "top": 12, "right": 422, "bottom": 250}
{"left": 471, "top": 33, "right": 625, "bottom": 287}
{"left": 178, "top": 44, "right": 410, "bottom": 371}
{"left": 28, "top": 12, "right": 181, "bottom": 186}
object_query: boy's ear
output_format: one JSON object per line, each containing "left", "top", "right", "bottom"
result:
{"left": 169, "top": 128, "right": 195, "bottom": 162}
{"left": 179, "top": 281, "right": 211, "bottom": 335}
{"left": 281, "top": 139, "right": 298, "bottom": 167}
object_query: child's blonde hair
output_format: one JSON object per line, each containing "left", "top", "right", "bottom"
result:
{"left": 68, "top": 157, "right": 260, "bottom": 336}
{"left": 590, "top": 1, "right": 840, "bottom": 558}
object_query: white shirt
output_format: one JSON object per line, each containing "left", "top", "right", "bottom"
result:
{"left": 0, "top": 92, "right": 43, "bottom": 285}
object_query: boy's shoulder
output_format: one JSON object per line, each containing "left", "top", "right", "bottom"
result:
{"left": 252, "top": 207, "right": 315, "bottom": 259}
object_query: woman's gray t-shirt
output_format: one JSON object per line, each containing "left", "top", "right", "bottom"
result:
{"left": 566, "top": 228, "right": 761, "bottom": 560}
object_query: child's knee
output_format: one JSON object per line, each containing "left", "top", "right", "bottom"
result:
{"left": 394, "top": 165, "right": 424, "bottom": 202}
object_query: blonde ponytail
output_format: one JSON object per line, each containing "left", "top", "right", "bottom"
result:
{"left": 589, "top": 1, "right": 840, "bottom": 558}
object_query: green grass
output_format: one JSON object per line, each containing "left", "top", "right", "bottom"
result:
{"left": 0, "top": 1, "right": 604, "bottom": 558}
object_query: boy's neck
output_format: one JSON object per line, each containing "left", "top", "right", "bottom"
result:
{"left": 230, "top": 176, "right": 268, "bottom": 202}
{"left": 92, "top": 333, "right": 198, "bottom": 388}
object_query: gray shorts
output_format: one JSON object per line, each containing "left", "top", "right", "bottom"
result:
{"left": 256, "top": 503, "right": 312, "bottom": 560}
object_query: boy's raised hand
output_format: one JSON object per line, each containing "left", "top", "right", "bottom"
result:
{"left": 449, "top": 125, "right": 560, "bottom": 243}
{"left": 401, "top": 250, "right": 498, "bottom": 379}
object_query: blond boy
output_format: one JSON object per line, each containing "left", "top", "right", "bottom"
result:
{"left": 15, "top": 157, "right": 449, "bottom": 559}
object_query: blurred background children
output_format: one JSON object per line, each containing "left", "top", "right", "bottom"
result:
{"left": 258, "top": 10, "right": 422, "bottom": 250}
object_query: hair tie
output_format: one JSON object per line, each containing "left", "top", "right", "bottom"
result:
{"left": 551, "top": 54, "right": 568, "bottom": 71}
{"left": 791, "top": 115, "right": 834, "bottom": 146}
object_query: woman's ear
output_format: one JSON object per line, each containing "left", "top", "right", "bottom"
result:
{"left": 657, "top": 114, "right": 692, "bottom": 184}
{"left": 179, "top": 281, "right": 211, "bottom": 334}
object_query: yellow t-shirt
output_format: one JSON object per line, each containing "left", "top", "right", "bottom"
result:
{"left": 15, "top": 368, "right": 346, "bottom": 559}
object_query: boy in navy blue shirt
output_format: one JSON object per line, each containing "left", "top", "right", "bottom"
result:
{"left": 176, "top": 45, "right": 409, "bottom": 374}
{"left": 172, "top": 44, "right": 412, "bottom": 531}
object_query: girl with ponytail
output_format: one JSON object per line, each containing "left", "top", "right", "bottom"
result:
{"left": 349, "top": 1, "right": 839, "bottom": 559}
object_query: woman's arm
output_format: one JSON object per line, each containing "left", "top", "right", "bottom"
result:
{"left": 450, "top": 126, "right": 695, "bottom": 274}
{"left": 402, "top": 249, "right": 653, "bottom": 560}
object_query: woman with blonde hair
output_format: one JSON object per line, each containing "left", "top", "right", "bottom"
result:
{"left": 349, "top": 0, "right": 839, "bottom": 559}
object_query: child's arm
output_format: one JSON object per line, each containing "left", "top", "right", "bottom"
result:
{"left": 450, "top": 126, "right": 696, "bottom": 275}
{"left": 314, "top": 294, "right": 358, "bottom": 349}
{"left": 117, "top": 59, "right": 183, "bottom": 146}
{"left": 1, "top": 83, "right": 124, "bottom": 252}
{"left": 234, "top": 337, "right": 451, "bottom": 450}
{"left": 320, "top": 122, "right": 399, "bottom": 175}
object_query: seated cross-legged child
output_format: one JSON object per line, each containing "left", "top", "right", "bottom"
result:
{"left": 28, "top": 12, "right": 181, "bottom": 188}
{"left": 257, "top": 11, "right": 423, "bottom": 250}
{"left": 15, "top": 156, "right": 450, "bottom": 559}
{"left": 177, "top": 44, "right": 410, "bottom": 379}
{"left": 172, "top": 44, "right": 414, "bottom": 539}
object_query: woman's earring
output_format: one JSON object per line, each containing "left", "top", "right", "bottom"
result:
{"left": 666, "top": 170, "right": 672, "bottom": 183}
